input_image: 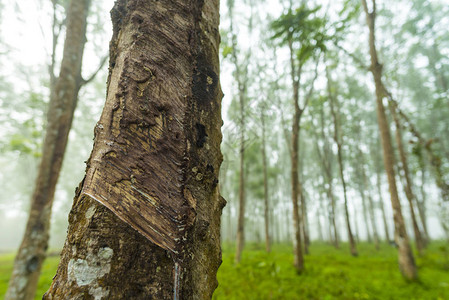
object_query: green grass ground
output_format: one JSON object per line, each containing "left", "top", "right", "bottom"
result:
{"left": 1, "top": 242, "right": 448, "bottom": 299}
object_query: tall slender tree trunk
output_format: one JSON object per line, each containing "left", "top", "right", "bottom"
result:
{"left": 376, "top": 161, "right": 391, "bottom": 242}
{"left": 44, "top": 0, "right": 225, "bottom": 298}
{"left": 337, "top": 148, "right": 357, "bottom": 256}
{"left": 358, "top": 147, "right": 380, "bottom": 249}
{"left": 299, "top": 187, "right": 310, "bottom": 254}
{"left": 289, "top": 39, "right": 304, "bottom": 273}
{"left": 235, "top": 101, "right": 246, "bottom": 263}
{"left": 314, "top": 105, "right": 339, "bottom": 249}
{"left": 5, "top": 1, "right": 90, "bottom": 299}
{"left": 352, "top": 205, "right": 360, "bottom": 243}
{"left": 229, "top": 3, "right": 248, "bottom": 265}
{"left": 329, "top": 190, "right": 339, "bottom": 248}
{"left": 417, "top": 158, "right": 429, "bottom": 242}
{"left": 362, "top": 0, "right": 418, "bottom": 280}
{"left": 360, "top": 188, "right": 372, "bottom": 242}
{"left": 298, "top": 149, "right": 310, "bottom": 253}
{"left": 390, "top": 104, "right": 425, "bottom": 255}
{"left": 261, "top": 110, "right": 271, "bottom": 253}
{"left": 367, "top": 194, "right": 380, "bottom": 250}
{"left": 327, "top": 69, "right": 357, "bottom": 256}
{"left": 317, "top": 200, "right": 324, "bottom": 242}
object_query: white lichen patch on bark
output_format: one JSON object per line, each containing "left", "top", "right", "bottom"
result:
{"left": 67, "top": 246, "right": 113, "bottom": 299}
{"left": 88, "top": 285, "right": 110, "bottom": 300}
{"left": 85, "top": 205, "right": 96, "bottom": 220}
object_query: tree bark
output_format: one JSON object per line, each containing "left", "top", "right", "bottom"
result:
{"left": 5, "top": 1, "right": 90, "bottom": 299}
{"left": 389, "top": 104, "right": 425, "bottom": 255}
{"left": 362, "top": 0, "right": 418, "bottom": 280}
{"left": 44, "top": 0, "right": 225, "bottom": 298}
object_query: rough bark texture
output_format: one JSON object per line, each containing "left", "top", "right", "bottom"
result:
{"left": 44, "top": 0, "right": 225, "bottom": 298}
{"left": 5, "top": 1, "right": 90, "bottom": 299}
{"left": 390, "top": 104, "right": 425, "bottom": 254}
{"left": 362, "top": 0, "right": 418, "bottom": 280}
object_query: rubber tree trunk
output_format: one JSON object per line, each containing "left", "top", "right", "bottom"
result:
{"left": 361, "top": 190, "right": 372, "bottom": 242}
{"left": 315, "top": 106, "right": 339, "bottom": 248}
{"left": 390, "top": 104, "right": 425, "bottom": 255}
{"left": 367, "top": 194, "right": 380, "bottom": 250}
{"left": 299, "top": 187, "right": 310, "bottom": 254}
{"left": 288, "top": 39, "right": 304, "bottom": 273}
{"left": 298, "top": 150, "right": 310, "bottom": 254}
{"left": 5, "top": 1, "right": 90, "bottom": 299}
{"left": 362, "top": 0, "right": 418, "bottom": 280}
{"left": 352, "top": 204, "right": 360, "bottom": 243}
{"left": 230, "top": 4, "right": 247, "bottom": 264}
{"left": 327, "top": 69, "right": 357, "bottom": 256}
{"left": 234, "top": 102, "right": 245, "bottom": 263}
{"left": 43, "top": 0, "right": 225, "bottom": 298}
{"left": 417, "top": 159, "right": 430, "bottom": 243}
{"left": 261, "top": 110, "right": 271, "bottom": 253}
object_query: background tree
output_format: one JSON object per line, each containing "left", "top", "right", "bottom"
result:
{"left": 5, "top": 1, "right": 94, "bottom": 298}
{"left": 271, "top": 3, "right": 325, "bottom": 272}
{"left": 361, "top": 0, "right": 417, "bottom": 280}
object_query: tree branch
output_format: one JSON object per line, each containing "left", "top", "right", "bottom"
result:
{"left": 81, "top": 55, "right": 108, "bottom": 86}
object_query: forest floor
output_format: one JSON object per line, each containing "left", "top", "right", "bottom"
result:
{"left": 0, "top": 242, "right": 448, "bottom": 299}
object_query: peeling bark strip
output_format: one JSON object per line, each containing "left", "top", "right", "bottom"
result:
{"left": 81, "top": 0, "right": 222, "bottom": 255}
{"left": 45, "top": 0, "right": 224, "bottom": 299}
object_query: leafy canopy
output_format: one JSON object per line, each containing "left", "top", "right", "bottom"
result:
{"left": 270, "top": 4, "right": 328, "bottom": 64}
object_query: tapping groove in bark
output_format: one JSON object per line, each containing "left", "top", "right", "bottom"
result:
{"left": 361, "top": 0, "right": 417, "bottom": 280}
{"left": 326, "top": 66, "right": 357, "bottom": 257}
{"left": 5, "top": 1, "right": 91, "bottom": 299}
{"left": 44, "top": 0, "right": 225, "bottom": 298}
{"left": 389, "top": 103, "right": 425, "bottom": 255}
